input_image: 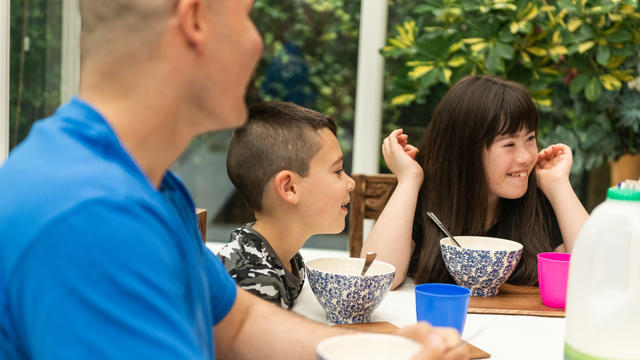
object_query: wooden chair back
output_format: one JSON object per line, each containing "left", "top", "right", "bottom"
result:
{"left": 348, "top": 174, "right": 398, "bottom": 257}
{"left": 196, "top": 208, "right": 207, "bottom": 242}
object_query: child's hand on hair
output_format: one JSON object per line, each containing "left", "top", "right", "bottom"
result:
{"left": 536, "top": 143, "right": 573, "bottom": 195}
{"left": 382, "top": 129, "right": 423, "bottom": 184}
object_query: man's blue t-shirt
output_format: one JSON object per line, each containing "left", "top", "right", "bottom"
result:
{"left": 0, "top": 98, "right": 237, "bottom": 359}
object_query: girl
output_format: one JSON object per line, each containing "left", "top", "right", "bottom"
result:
{"left": 362, "top": 75, "right": 589, "bottom": 289}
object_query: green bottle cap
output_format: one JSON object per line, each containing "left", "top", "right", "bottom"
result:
{"left": 607, "top": 186, "right": 640, "bottom": 201}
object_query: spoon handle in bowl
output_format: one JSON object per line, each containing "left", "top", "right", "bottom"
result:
{"left": 361, "top": 252, "right": 377, "bottom": 276}
{"left": 426, "top": 211, "right": 462, "bottom": 247}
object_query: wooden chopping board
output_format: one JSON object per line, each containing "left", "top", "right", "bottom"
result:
{"left": 468, "top": 283, "right": 565, "bottom": 317}
{"left": 333, "top": 321, "right": 490, "bottom": 359}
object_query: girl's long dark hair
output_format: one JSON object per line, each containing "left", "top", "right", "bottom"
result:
{"left": 411, "top": 75, "right": 556, "bottom": 286}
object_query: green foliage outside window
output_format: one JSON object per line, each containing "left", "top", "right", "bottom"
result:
{"left": 12, "top": 0, "right": 639, "bottom": 186}
{"left": 248, "top": 0, "right": 362, "bottom": 151}
{"left": 382, "top": 0, "right": 640, "bottom": 176}
{"left": 9, "top": 0, "right": 62, "bottom": 150}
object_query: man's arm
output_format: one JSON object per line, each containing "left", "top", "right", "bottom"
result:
{"left": 214, "top": 288, "right": 342, "bottom": 359}
{"left": 214, "top": 288, "right": 468, "bottom": 360}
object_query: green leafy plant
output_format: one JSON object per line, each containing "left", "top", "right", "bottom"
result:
{"left": 189, "top": 0, "right": 363, "bottom": 159}
{"left": 249, "top": 0, "right": 362, "bottom": 149}
{"left": 10, "top": 0, "right": 62, "bottom": 149}
{"left": 382, "top": 0, "right": 640, "bottom": 175}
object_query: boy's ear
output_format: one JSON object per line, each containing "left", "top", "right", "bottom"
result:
{"left": 273, "top": 170, "right": 299, "bottom": 205}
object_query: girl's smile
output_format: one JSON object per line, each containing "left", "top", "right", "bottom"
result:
{"left": 484, "top": 129, "right": 538, "bottom": 202}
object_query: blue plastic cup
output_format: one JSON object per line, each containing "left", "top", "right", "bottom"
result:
{"left": 415, "top": 283, "right": 471, "bottom": 334}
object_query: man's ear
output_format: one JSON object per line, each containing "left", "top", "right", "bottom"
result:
{"left": 175, "top": 0, "right": 206, "bottom": 53}
{"left": 273, "top": 170, "right": 299, "bottom": 205}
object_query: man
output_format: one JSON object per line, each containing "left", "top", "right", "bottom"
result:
{"left": 0, "top": 1, "right": 467, "bottom": 359}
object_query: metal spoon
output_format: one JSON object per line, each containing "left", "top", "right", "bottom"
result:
{"left": 360, "top": 252, "right": 377, "bottom": 276}
{"left": 426, "top": 211, "right": 462, "bottom": 247}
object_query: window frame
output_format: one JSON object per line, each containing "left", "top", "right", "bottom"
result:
{"left": 1, "top": 0, "right": 80, "bottom": 162}
{"left": 1, "top": 1, "right": 9, "bottom": 161}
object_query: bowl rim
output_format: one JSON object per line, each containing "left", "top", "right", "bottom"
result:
{"left": 316, "top": 333, "right": 422, "bottom": 357}
{"left": 305, "top": 257, "right": 396, "bottom": 276}
{"left": 439, "top": 236, "right": 523, "bottom": 251}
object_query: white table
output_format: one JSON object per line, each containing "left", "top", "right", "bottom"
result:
{"left": 291, "top": 248, "right": 566, "bottom": 360}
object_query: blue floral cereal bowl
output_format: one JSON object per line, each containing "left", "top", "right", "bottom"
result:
{"left": 440, "top": 236, "right": 523, "bottom": 297}
{"left": 306, "top": 257, "right": 395, "bottom": 324}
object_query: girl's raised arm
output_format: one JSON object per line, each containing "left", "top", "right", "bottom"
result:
{"left": 536, "top": 143, "right": 589, "bottom": 252}
{"left": 360, "top": 129, "right": 423, "bottom": 289}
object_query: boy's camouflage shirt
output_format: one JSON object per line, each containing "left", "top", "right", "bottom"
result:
{"left": 217, "top": 223, "right": 305, "bottom": 309}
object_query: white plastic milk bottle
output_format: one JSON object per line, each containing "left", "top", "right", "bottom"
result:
{"left": 564, "top": 185, "right": 640, "bottom": 359}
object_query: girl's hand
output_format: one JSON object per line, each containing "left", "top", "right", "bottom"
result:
{"left": 382, "top": 129, "right": 423, "bottom": 184}
{"left": 536, "top": 143, "right": 573, "bottom": 195}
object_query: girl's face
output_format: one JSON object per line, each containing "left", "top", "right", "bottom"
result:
{"left": 483, "top": 129, "right": 538, "bottom": 203}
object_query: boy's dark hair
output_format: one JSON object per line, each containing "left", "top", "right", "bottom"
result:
{"left": 227, "top": 102, "right": 337, "bottom": 212}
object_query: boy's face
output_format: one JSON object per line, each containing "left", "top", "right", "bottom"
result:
{"left": 297, "top": 128, "right": 356, "bottom": 234}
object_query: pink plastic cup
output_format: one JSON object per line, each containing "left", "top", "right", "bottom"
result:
{"left": 537, "top": 252, "right": 570, "bottom": 308}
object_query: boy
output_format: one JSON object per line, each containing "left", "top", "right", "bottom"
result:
{"left": 218, "top": 101, "right": 356, "bottom": 309}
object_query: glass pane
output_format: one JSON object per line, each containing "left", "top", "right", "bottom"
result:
{"left": 172, "top": 0, "right": 361, "bottom": 250}
{"left": 9, "top": 0, "right": 62, "bottom": 150}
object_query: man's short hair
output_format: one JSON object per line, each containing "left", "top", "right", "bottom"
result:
{"left": 79, "top": 0, "right": 173, "bottom": 62}
{"left": 227, "top": 102, "right": 338, "bottom": 212}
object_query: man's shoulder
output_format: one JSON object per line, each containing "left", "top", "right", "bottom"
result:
{"left": 0, "top": 104, "right": 165, "bottom": 249}
{"left": 0, "top": 126, "right": 181, "bottom": 281}
{"left": 1, "top": 196, "right": 174, "bottom": 276}
{"left": 0, "top": 165, "right": 160, "bottom": 258}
